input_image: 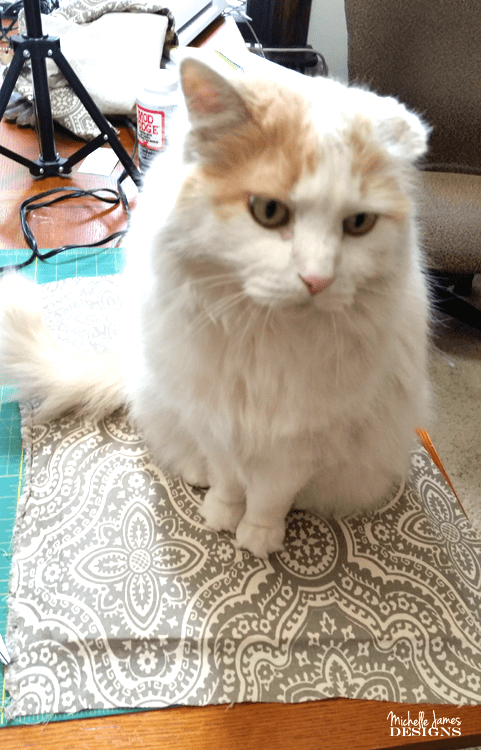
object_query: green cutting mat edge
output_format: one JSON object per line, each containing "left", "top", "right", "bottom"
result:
{"left": 0, "top": 248, "right": 125, "bottom": 726}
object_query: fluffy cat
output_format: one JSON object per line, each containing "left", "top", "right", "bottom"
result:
{"left": 0, "top": 57, "right": 431, "bottom": 558}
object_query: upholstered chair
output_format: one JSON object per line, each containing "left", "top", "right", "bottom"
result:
{"left": 344, "top": 0, "right": 481, "bottom": 327}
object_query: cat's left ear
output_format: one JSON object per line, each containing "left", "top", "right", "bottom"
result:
{"left": 180, "top": 57, "right": 251, "bottom": 131}
{"left": 372, "top": 97, "right": 430, "bottom": 162}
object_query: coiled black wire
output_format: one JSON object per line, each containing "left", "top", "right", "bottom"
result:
{"left": 0, "top": 180, "right": 131, "bottom": 273}
{"left": 0, "top": 119, "right": 137, "bottom": 274}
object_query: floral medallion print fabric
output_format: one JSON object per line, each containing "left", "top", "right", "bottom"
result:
{"left": 5, "top": 276, "right": 481, "bottom": 718}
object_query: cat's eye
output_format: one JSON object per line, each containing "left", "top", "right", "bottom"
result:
{"left": 249, "top": 196, "right": 291, "bottom": 229}
{"left": 343, "top": 212, "right": 378, "bottom": 236}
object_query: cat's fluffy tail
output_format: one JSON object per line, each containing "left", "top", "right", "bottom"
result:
{"left": 0, "top": 272, "right": 125, "bottom": 422}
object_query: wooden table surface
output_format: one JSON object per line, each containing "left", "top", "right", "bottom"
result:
{"left": 0, "top": 118, "right": 137, "bottom": 253}
{"left": 1, "top": 19, "right": 481, "bottom": 750}
{"left": 2, "top": 700, "right": 481, "bottom": 750}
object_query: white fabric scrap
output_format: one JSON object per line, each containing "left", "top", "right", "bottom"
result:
{"left": 39, "top": 11, "right": 168, "bottom": 116}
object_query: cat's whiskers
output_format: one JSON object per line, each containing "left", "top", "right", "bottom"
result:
{"left": 188, "top": 271, "right": 239, "bottom": 293}
{"left": 158, "top": 271, "right": 240, "bottom": 308}
{"left": 236, "top": 302, "right": 263, "bottom": 353}
{"left": 191, "top": 290, "right": 249, "bottom": 336}
{"left": 360, "top": 283, "right": 389, "bottom": 293}
{"left": 257, "top": 302, "right": 275, "bottom": 353}
{"left": 330, "top": 312, "right": 343, "bottom": 388}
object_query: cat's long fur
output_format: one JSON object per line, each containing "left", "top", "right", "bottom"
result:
{"left": 0, "top": 57, "right": 431, "bottom": 558}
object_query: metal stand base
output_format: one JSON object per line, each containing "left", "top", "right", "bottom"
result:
{"left": 430, "top": 271, "right": 481, "bottom": 331}
{"left": 0, "top": 0, "right": 142, "bottom": 186}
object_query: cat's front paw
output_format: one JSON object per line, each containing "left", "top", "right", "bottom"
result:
{"left": 199, "top": 487, "right": 245, "bottom": 534}
{"left": 180, "top": 456, "right": 209, "bottom": 488}
{"left": 235, "top": 518, "right": 285, "bottom": 559}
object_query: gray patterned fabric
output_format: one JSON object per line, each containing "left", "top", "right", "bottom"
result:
{"left": 5, "top": 276, "right": 481, "bottom": 718}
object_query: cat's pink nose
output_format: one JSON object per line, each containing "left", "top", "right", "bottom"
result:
{"left": 300, "top": 275, "right": 334, "bottom": 295}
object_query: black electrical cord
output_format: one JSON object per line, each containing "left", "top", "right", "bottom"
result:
{"left": 0, "top": 118, "right": 138, "bottom": 274}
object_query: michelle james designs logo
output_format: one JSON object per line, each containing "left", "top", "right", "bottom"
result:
{"left": 387, "top": 710, "right": 462, "bottom": 738}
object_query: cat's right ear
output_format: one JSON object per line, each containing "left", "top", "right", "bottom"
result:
{"left": 180, "top": 57, "right": 251, "bottom": 132}
{"left": 370, "top": 97, "right": 430, "bottom": 162}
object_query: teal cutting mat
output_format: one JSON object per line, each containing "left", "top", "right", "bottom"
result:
{"left": 0, "top": 248, "right": 135, "bottom": 726}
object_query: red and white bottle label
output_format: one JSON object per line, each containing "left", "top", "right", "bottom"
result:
{"left": 137, "top": 106, "right": 166, "bottom": 152}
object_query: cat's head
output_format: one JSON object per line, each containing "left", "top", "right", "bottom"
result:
{"left": 174, "top": 56, "right": 430, "bottom": 313}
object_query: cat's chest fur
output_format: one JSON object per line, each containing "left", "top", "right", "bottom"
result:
{"left": 141, "top": 275, "right": 393, "bottom": 449}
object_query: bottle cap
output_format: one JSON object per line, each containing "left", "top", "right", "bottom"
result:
{"left": 142, "top": 69, "right": 179, "bottom": 94}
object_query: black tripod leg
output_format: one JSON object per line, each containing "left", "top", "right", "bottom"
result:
{"left": 29, "top": 43, "right": 58, "bottom": 163}
{"left": 0, "top": 48, "right": 29, "bottom": 121}
{"left": 0, "top": 47, "right": 46, "bottom": 170}
{"left": 49, "top": 44, "right": 142, "bottom": 187}
{"left": 0, "top": 19, "right": 141, "bottom": 183}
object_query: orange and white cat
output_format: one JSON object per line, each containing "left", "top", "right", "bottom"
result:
{"left": 0, "top": 57, "right": 431, "bottom": 558}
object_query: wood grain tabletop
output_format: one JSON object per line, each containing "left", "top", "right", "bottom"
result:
{"left": 2, "top": 700, "right": 481, "bottom": 750}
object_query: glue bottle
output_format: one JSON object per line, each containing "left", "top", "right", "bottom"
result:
{"left": 136, "top": 69, "right": 179, "bottom": 172}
